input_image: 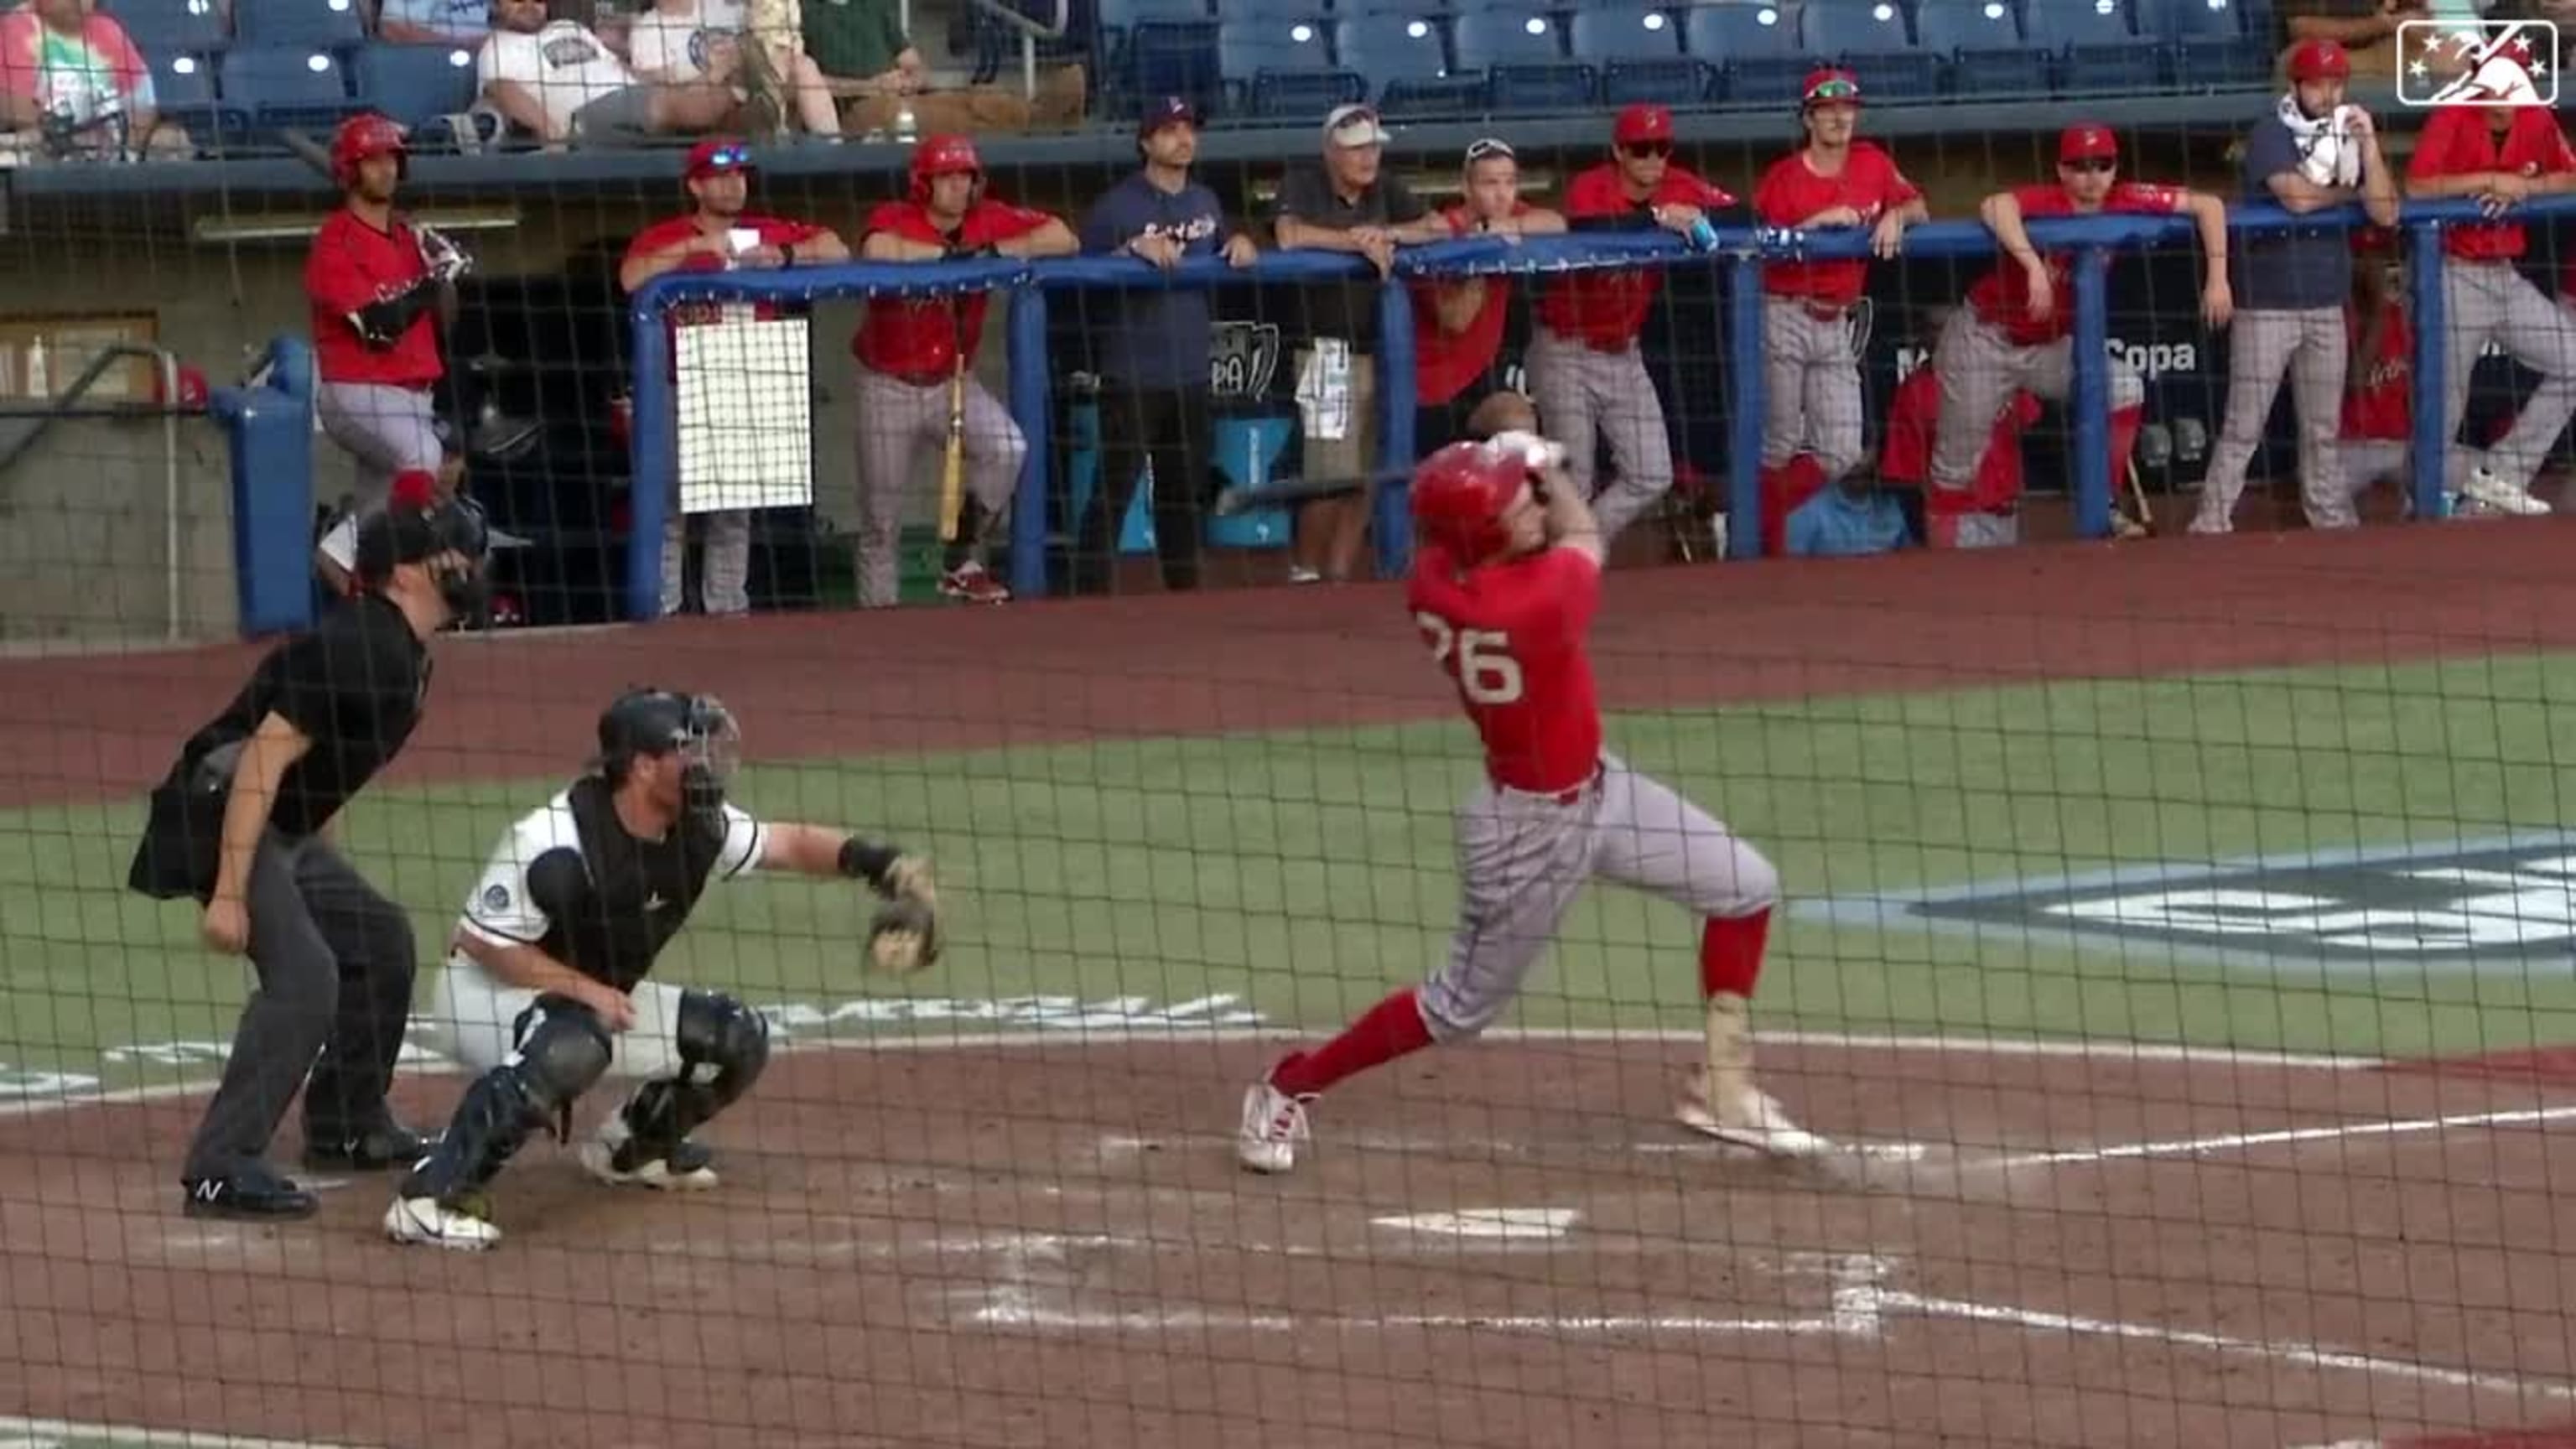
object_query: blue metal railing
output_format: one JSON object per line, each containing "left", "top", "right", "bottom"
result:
{"left": 629, "top": 195, "right": 2576, "bottom": 624}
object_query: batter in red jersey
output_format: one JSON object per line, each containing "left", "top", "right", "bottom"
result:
{"left": 1929, "top": 123, "right": 2231, "bottom": 546}
{"left": 1752, "top": 70, "right": 1925, "bottom": 514}
{"left": 1529, "top": 103, "right": 1741, "bottom": 545}
{"left": 619, "top": 138, "right": 849, "bottom": 616}
{"left": 1237, "top": 418, "right": 1818, "bottom": 1176}
{"left": 851, "top": 134, "right": 1078, "bottom": 606}
{"left": 2400, "top": 97, "right": 2576, "bottom": 517}
{"left": 305, "top": 112, "right": 468, "bottom": 594}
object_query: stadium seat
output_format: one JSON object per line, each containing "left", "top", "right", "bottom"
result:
{"left": 1093, "top": 0, "right": 1210, "bottom": 109}
{"left": 1912, "top": 0, "right": 2049, "bottom": 98}
{"left": 1682, "top": 2, "right": 1806, "bottom": 107}
{"left": 143, "top": 50, "right": 234, "bottom": 150}
{"left": 219, "top": 46, "right": 365, "bottom": 137}
{"left": 2025, "top": 0, "right": 2151, "bottom": 95}
{"left": 231, "top": 0, "right": 366, "bottom": 49}
{"left": 1569, "top": 8, "right": 1708, "bottom": 106}
{"left": 2141, "top": 0, "right": 2272, "bottom": 87}
{"left": 1220, "top": 18, "right": 1361, "bottom": 119}
{"left": 103, "top": 0, "right": 229, "bottom": 55}
{"left": 1334, "top": 13, "right": 1477, "bottom": 115}
{"left": 1452, "top": 11, "right": 1592, "bottom": 112}
{"left": 1799, "top": 0, "right": 1939, "bottom": 101}
{"left": 354, "top": 44, "right": 480, "bottom": 132}
{"left": 1124, "top": 16, "right": 1224, "bottom": 116}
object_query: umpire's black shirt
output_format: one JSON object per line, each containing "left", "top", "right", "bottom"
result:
{"left": 127, "top": 593, "right": 430, "bottom": 899}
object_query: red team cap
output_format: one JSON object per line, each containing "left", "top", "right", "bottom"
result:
{"left": 2059, "top": 122, "right": 2118, "bottom": 164}
{"left": 1802, "top": 67, "right": 1862, "bottom": 107}
{"left": 685, "top": 137, "right": 754, "bottom": 182}
{"left": 2287, "top": 38, "right": 2351, "bottom": 82}
{"left": 1613, "top": 103, "right": 1673, "bottom": 146}
{"left": 1410, "top": 440, "right": 1530, "bottom": 564}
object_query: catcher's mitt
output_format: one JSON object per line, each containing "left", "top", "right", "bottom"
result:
{"left": 864, "top": 854, "right": 941, "bottom": 974}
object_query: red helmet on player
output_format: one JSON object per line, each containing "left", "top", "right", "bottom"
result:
{"left": 910, "top": 134, "right": 984, "bottom": 206}
{"left": 330, "top": 112, "right": 408, "bottom": 190}
{"left": 1410, "top": 440, "right": 1531, "bottom": 564}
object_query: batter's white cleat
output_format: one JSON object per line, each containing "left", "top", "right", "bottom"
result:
{"left": 578, "top": 1137, "right": 720, "bottom": 1192}
{"left": 1675, "top": 1077, "right": 1832, "bottom": 1159}
{"left": 1237, "top": 1081, "right": 1311, "bottom": 1175}
{"left": 383, "top": 1194, "right": 502, "bottom": 1252}
{"left": 2460, "top": 465, "right": 2552, "bottom": 517}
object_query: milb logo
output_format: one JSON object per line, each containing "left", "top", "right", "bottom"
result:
{"left": 1841, "top": 839, "right": 2576, "bottom": 963}
{"left": 2397, "top": 18, "right": 2558, "bottom": 107}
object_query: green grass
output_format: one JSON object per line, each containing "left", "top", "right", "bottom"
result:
{"left": 8, "top": 649, "right": 2576, "bottom": 1092}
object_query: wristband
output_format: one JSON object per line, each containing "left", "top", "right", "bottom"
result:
{"left": 838, "top": 835, "right": 901, "bottom": 886}
{"left": 781, "top": 242, "right": 797, "bottom": 267}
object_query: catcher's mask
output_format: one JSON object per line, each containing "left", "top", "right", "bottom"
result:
{"left": 595, "top": 688, "right": 742, "bottom": 830}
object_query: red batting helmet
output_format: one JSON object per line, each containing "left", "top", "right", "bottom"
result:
{"left": 1410, "top": 440, "right": 1530, "bottom": 564}
{"left": 910, "top": 134, "right": 984, "bottom": 205}
{"left": 330, "top": 112, "right": 408, "bottom": 190}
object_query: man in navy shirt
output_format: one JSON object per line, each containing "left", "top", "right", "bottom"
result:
{"left": 1073, "top": 96, "right": 1259, "bottom": 594}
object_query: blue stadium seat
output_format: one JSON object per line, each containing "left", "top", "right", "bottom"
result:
{"left": 2025, "top": 0, "right": 2151, "bottom": 95}
{"left": 1569, "top": 8, "right": 1706, "bottom": 106}
{"left": 104, "top": 0, "right": 229, "bottom": 55}
{"left": 1799, "top": 0, "right": 1939, "bottom": 101}
{"left": 1912, "top": 0, "right": 2049, "bottom": 98}
{"left": 219, "top": 46, "right": 364, "bottom": 136}
{"left": 1125, "top": 16, "right": 1224, "bottom": 115}
{"left": 1220, "top": 18, "right": 1360, "bottom": 118}
{"left": 1452, "top": 11, "right": 1591, "bottom": 112}
{"left": 2142, "top": 0, "right": 2272, "bottom": 86}
{"left": 232, "top": 0, "right": 366, "bottom": 49}
{"left": 1093, "top": 0, "right": 1209, "bottom": 108}
{"left": 1682, "top": 2, "right": 1805, "bottom": 107}
{"left": 354, "top": 44, "right": 479, "bottom": 132}
{"left": 143, "top": 50, "right": 233, "bottom": 149}
{"left": 1335, "top": 13, "right": 1473, "bottom": 113}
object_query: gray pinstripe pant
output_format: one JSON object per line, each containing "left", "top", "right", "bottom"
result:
{"left": 2189, "top": 306, "right": 2350, "bottom": 533}
{"left": 1760, "top": 297, "right": 1867, "bottom": 483}
{"left": 1524, "top": 329, "right": 1673, "bottom": 544}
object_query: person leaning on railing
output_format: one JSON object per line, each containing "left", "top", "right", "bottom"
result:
{"left": 1408, "top": 137, "right": 1567, "bottom": 458}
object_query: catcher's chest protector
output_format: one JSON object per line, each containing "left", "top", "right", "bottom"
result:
{"left": 549, "top": 775, "right": 726, "bottom": 992}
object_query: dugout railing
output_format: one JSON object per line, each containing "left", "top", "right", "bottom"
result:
{"left": 627, "top": 193, "right": 2576, "bottom": 622}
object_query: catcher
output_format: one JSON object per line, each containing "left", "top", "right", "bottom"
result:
{"left": 385, "top": 688, "right": 942, "bottom": 1250}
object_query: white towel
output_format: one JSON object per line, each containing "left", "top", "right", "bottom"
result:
{"left": 2277, "top": 93, "right": 2362, "bottom": 190}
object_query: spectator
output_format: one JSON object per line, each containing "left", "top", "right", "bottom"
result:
{"left": 2189, "top": 39, "right": 2400, "bottom": 534}
{"left": 852, "top": 134, "right": 1077, "bottom": 606}
{"left": 1270, "top": 103, "right": 1452, "bottom": 584}
{"left": 1410, "top": 138, "right": 1566, "bottom": 454}
{"left": 1072, "top": 96, "right": 1259, "bottom": 596}
{"left": 1753, "top": 70, "right": 1924, "bottom": 517}
{"left": 0, "top": 0, "right": 189, "bottom": 159}
{"left": 477, "top": 0, "right": 739, "bottom": 148}
{"left": 628, "top": 0, "right": 842, "bottom": 139}
{"left": 371, "top": 0, "right": 489, "bottom": 45}
{"left": 1933, "top": 123, "right": 2229, "bottom": 547}
{"left": 2281, "top": 0, "right": 2429, "bottom": 84}
{"left": 2402, "top": 82, "right": 2576, "bottom": 517}
{"left": 1879, "top": 344, "right": 2043, "bottom": 548}
{"left": 621, "top": 138, "right": 850, "bottom": 616}
{"left": 1535, "top": 104, "right": 1739, "bottom": 548}
{"left": 803, "top": 0, "right": 1085, "bottom": 136}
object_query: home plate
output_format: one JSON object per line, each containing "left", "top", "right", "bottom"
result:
{"left": 1373, "top": 1208, "right": 1581, "bottom": 1240}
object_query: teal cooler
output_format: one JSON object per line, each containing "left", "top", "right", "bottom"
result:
{"left": 209, "top": 335, "right": 320, "bottom": 636}
{"left": 1064, "top": 399, "right": 1294, "bottom": 553}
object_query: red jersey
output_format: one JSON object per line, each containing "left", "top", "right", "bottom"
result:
{"left": 2406, "top": 106, "right": 2576, "bottom": 262}
{"left": 1536, "top": 164, "right": 1735, "bottom": 348}
{"left": 2341, "top": 299, "right": 2412, "bottom": 441}
{"left": 1405, "top": 543, "right": 1602, "bottom": 795}
{"left": 1753, "top": 142, "right": 1921, "bottom": 306}
{"left": 306, "top": 209, "right": 442, "bottom": 387}
{"left": 1965, "top": 182, "right": 2189, "bottom": 346}
{"left": 1879, "top": 365, "right": 2038, "bottom": 515}
{"left": 852, "top": 197, "right": 1055, "bottom": 382}
{"left": 623, "top": 212, "right": 829, "bottom": 380}
{"left": 1410, "top": 205, "right": 1523, "bottom": 406}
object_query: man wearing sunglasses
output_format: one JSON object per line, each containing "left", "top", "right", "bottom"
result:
{"left": 1534, "top": 103, "right": 1740, "bottom": 549}
{"left": 619, "top": 138, "right": 849, "bottom": 616}
{"left": 1930, "top": 123, "right": 2231, "bottom": 547}
{"left": 1410, "top": 138, "right": 1567, "bottom": 456}
{"left": 1750, "top": 70, "right": 1924, "bottom": 542}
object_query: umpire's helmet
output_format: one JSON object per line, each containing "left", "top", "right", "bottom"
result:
{"left": 1410, "top": 440, "right": 1530, "bottom": 564}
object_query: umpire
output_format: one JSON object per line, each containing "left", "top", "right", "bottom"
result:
{"left": 127, "top": 497, "right": 493, "bottom": 1221}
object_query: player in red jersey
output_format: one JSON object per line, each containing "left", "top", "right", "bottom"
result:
{"left": 620, "top": 138, "right": 849, "bottom": 616}
{"left": 1879, "top": 345, "right": 2043, "bottom": 546}
{"left": 1235, "top": 426, "right": 1817, "bottom": 1176}
{"left": 1929, "top": 122, "right": 2230, "bottom": 545}
{"left": 1529, "top": 103, "right": 1740, "bottom": 545}
{"left": 305, "top": 112, "right": 468, "bottom": 595}
{"left": 1753, "top": 69, "right": 1925, "bottom": 525}
{"left": 851, "top": 134, "right": 1077, "bottom": 606}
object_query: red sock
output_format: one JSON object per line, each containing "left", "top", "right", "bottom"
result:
{"left": 1700, "top": 909, "right": 1771, "bottom": 999}
{"left": 2108, "top": 404, "right": 2144, "bottom": 487}
{"left": 1268, "top": 988, "right": 1434, "bottom": 1098}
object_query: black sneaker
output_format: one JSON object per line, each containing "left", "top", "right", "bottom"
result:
{"left": 182, "top": 1169, "right": 319, "bottom": 1221}
{"left": 302, "top": 1122, "right": 434, "bottom": 1172}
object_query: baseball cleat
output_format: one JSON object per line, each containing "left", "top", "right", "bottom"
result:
{"left": 579, "top": 1137, "right": 719, "bottom": 1192}
{"left": 181, "top": 1171, "right": 318, "bottom": 1222}
{"left": 302, "top": 1121, "right": 433, "bottom": 1173}
{"left": 2460, "top": 466, "right": 2551, "bottom": 517}
{"left": 1236, "top": 1080, "right": 1311, "bottom": 1175}
{"left": 1675, "top": 1078, "right": 1833, "bottom": 1159}
{"left": 938, "top": 562, "right": 1011, "bottom": 605}
{"left": 383, "top": 1194, "right": 501, "bottom": 1251}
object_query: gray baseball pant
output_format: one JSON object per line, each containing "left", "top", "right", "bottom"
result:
{"left": 2438, "top": 259, "right": 2576, "bottom": 489}
{"left": 2189, "top": 306, "right": 2350, "bottom": 532}
{"left": 184, "top": 832, "right": 418, "bottom": 1181}
{"left": 662, "top": 502, "right": 751, "bottom": 616}
{"left": 1760, "top": 297, "right": 1867, "bottom": 482}
{"left": 314, "top": 381, "right": 441, "bottom": 572}
{"left": 1418, "top": 756, "right": 1779, "bottom": 1041}
{"left": 852, "top": 363, "right": 1024, "bottom": 607}
{"left": 1929, "top": 309, "right": 2144, "bottom": 497}
{"left": 1525, "top": 328, "right": 1674, "bottom": 544}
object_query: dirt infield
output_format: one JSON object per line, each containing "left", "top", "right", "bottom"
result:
{"left": 0, "top": 1035, "right": 2571, "bottom": 1449}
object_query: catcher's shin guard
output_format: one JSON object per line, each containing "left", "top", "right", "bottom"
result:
{"left": 399, "top": 1001, "right": 612, "bottom": 1201}
{"left": 601, "top": 990, "right": 770, "bottom": 1166}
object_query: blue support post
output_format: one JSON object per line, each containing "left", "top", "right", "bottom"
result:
{"left": 1006, "top": 288, "right": 1053, "bottom": 600}
{"left": 626, "top": 301, "right": 676, "bottom": 624}
{"left": 1725, "top": 252, "right": 1767, "bottom": 560}
{"left": 2070, "top": 247, "right": 2111, "bottom": 540}
{"left": 2407, "top": 217, "right": 2451, "bottom": 522}
{"left": 1374, "top": 277, "right": 1418, "bottom": 579}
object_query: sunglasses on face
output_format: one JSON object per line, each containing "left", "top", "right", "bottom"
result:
{"left": 1466, "top": 137, "right": 1515, "bottom": 164}
{"left": 702, "top": 145, "right": 751, "bottom": 170}
{"left": 1806, "top": 80, "right": 1860, "bottom": 103}
{"left": 2061, "top": 157, "right": 2115, "bottom": 174}
{"left": 1623, "top": 141, "right": 1671, "bottom": 160}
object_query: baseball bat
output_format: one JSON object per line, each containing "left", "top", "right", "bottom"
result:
{"left": 1211, "top": 467, "right": 1417, "bottom": 518}
{"left": 2125, "top": 458, "right": 2155, "bottom": 534}
{"left": 278, "top": 127, "right": 335, "bottom": 183}
{"left": 937, "top": 348, "right": 966, "bottom": 543}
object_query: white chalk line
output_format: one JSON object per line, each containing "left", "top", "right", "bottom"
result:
{"left": 0, "top": 1416, "right": 361, "bottom": 1449}
{"left": 1093, "top": 1128, "right": 1936, "bottom": 1164}
{"left": 1973, "top": 1101, "right": 2576, "bottom": 1172}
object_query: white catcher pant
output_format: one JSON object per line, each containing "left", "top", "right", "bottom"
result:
{"left": 428, "top": 954, "right": 695, "bottom": 1082}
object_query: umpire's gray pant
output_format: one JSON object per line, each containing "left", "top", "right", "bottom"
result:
{"left": 184, "top": 832, "right": 418, "bottom": 1180}
{"left": 1760, "top": 296, "right": 1867, "bottom": 483}
{"left": 2189, "top": 306, "right": 2350, "bottom": 533}
{"left": 1525, "top": 328, "right": 1673, "bottom": 544}
{"left": 2438, "top": 259, "right": 2576, "bottom": 490}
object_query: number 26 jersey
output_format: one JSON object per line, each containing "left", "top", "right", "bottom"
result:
{"left": 1405, "top": 543, "right": 1603, "bottom": 795}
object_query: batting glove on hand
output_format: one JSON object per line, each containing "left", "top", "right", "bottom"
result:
{"left": 1488, "top": 429, "right": 1568, "bottom": 475}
